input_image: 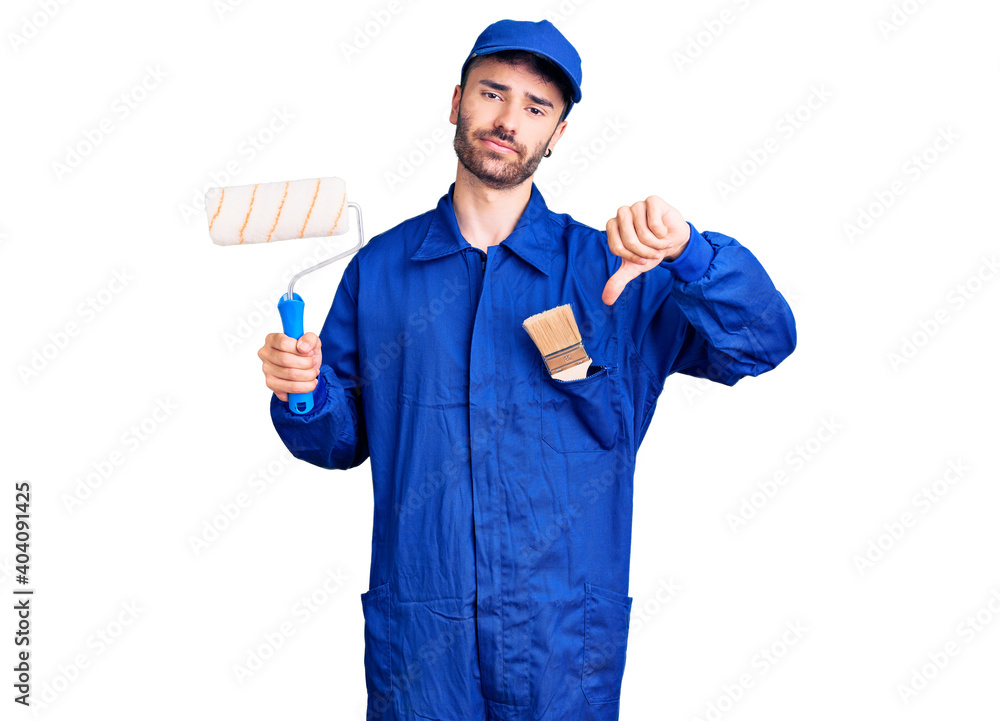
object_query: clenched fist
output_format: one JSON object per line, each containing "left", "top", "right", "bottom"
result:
{"left": 258, "top": 332, "right": 322, "bottom": 402}
{"left": 602, "top": 196, "right": 691, "bottom": 305}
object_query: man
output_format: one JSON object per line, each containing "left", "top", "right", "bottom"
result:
{"left": 258, "top": 18, "right": 795, "bottom": 721}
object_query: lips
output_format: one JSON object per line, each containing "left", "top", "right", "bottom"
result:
{"left": 482, "top": 136, "right": 517, "bottom": 153}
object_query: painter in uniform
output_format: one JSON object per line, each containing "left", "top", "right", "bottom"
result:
{"left": 260, "top": 18, "right": 797, "bottom": 721}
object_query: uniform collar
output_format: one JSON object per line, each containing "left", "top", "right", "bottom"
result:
{"left": 411, "top": 181, "right": 554, "bottom": 276}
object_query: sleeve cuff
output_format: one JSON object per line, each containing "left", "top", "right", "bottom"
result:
{"left": 659, "top": 221, "right": 714, "bottom": 283}
{"left": 311, "top": 368, "right": 329, "bottom": 407}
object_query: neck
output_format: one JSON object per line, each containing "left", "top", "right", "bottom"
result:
{"left": 452, "top": 164, "right": 532, "bottom": 253}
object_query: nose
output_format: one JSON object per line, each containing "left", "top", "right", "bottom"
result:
{"left": 493, "top": 102, "right": 519, "bottom": 141}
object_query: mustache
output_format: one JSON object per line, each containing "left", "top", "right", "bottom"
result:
{"left": 479, "top": 131, "right": 520, "bottom": 152}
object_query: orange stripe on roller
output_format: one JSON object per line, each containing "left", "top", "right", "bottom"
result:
{"left": 299, "top": 179, "right": 322, "bottom": 238}
{"left": 327, "top": 191, "right": 347, "bottom": 236}
{"left": 239, "top": 184, "right": 259, "bottom": 245}
{"left": 265, "top": 181, "right": 290, "bottom": 242}
{"left": 208, "top": 187, "right": 225, "bottom": 231}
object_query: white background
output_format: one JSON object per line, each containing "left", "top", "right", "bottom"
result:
{"left": 4, "top": 0, "right": 999, "bottom": 719}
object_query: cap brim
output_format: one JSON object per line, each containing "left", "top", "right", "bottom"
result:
{"left": 464, "top": 47, "right": 582, "bottom": 104}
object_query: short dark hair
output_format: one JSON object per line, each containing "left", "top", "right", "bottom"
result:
{"left": 460, "top": 49, "right": 573, "bottom": 125}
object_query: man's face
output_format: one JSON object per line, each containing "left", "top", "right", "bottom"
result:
{"left": 450, "top": 57, "right": 567, "bottom": 190}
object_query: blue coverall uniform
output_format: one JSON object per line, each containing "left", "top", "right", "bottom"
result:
{"left": 270, "top": 181, "right": 796, "bottom": 720}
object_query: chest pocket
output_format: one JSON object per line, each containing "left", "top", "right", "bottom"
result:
{"left": 540, "top": 363, "right": 626, "bottom": 453}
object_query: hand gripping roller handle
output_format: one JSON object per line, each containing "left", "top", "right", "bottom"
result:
{"left": 205, "top": 177, "right": 365, "bottom": 415}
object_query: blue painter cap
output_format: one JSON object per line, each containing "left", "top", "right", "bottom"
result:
{"left": 461, "top": 19, "right": 582, "bottom": 118}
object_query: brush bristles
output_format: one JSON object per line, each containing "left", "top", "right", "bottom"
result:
{"left": 522, "top": 304, "right": 580, "bottom": 355}
{"left": 522, "top": 304, "right": 591, "bottom": 375}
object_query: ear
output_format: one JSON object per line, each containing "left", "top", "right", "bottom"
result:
{"left": 547, "top": 118, "right": 568, "bottom": 153}
{"left": 449, "top": 85, "right": 462, "bottom": 125}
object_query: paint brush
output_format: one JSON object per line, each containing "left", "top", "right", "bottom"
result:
{"left": 522, "top": 304, "right": 592, "bottom": 381}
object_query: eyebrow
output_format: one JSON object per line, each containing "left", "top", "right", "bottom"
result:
{"left": 477, "top": 79, "right": 555, "bottom": 110}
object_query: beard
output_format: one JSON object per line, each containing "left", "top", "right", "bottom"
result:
{"left": 453, "top": 107, "right": 549, "bottom": 190}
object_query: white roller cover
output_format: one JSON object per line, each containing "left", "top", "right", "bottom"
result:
{"left": 206, "top": 177, "right": 349, "bottom": 245}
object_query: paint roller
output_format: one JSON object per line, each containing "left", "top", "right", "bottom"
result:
{"left": 205, "top": 176, "right": 365, "bottom": 414}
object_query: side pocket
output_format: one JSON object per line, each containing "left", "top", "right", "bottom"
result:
{"left": 359, "top": 581, "right": 392, "bottom": 700}
{"left": 540, "top": 363, "right": 626, "bottom": 453}
{"left": 583, "top": 581, "right": 633, "bottom": 704}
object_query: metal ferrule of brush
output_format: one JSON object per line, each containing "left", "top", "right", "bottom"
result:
{"left": 542, "top": 341, "right": 591, "bottom": 376}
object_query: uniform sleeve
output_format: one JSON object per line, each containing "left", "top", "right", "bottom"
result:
{"left": 624, "top": 221, "right": 796, "bottom": 389}
{"left": 269, "top": 252, "right": 369, "bottom": 470}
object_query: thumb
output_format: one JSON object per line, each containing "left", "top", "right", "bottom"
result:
{"left": 602, "top": 261, "right": 645, "bottom": 306}
{"left": 297, "top": 332, "right": 320, "bottom": 355}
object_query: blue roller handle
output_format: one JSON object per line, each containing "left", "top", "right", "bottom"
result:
{"left": 277, "top": 292, "right": 314, "bottom": 415}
